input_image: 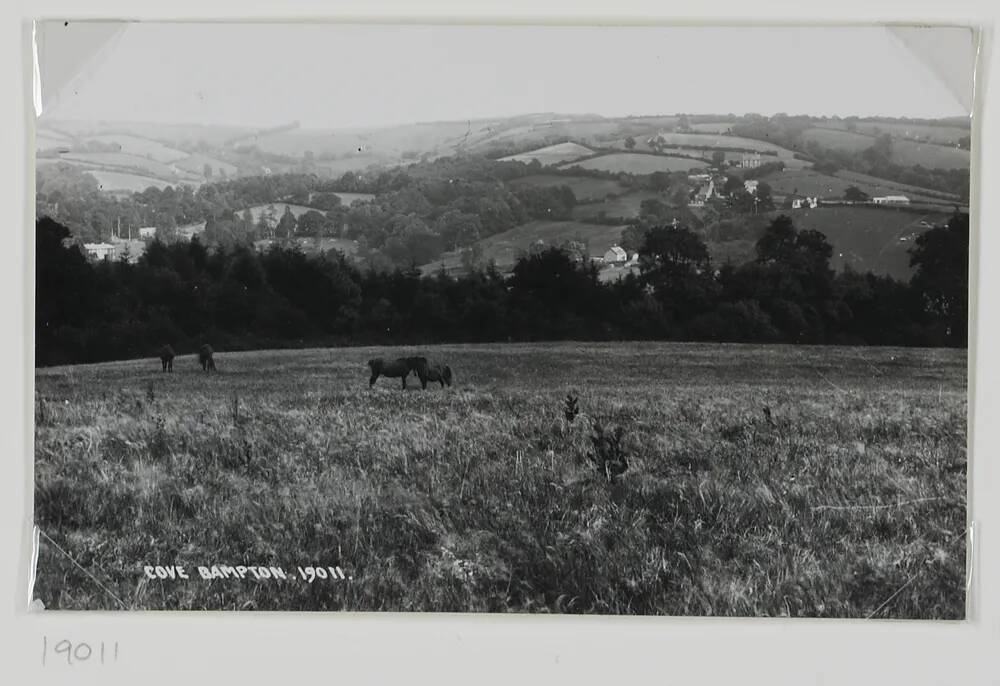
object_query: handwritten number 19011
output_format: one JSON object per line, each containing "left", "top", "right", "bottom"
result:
{"left": 42, "top": 636, "right": 118, "bottom": 666}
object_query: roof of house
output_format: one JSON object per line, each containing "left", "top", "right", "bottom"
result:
{"left": 605, "top": 246, "right": 628, "bottom": 260}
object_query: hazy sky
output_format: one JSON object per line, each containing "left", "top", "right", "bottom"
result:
{"left": 36, "top": 22, "right": 973, "bottom": 130}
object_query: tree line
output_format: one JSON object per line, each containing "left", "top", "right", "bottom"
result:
{"left": 36, "top": 210, "right": 968, "bottom": 367}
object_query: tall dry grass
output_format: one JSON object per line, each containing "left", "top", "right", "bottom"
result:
{"left": 33, "top": 342, "right": 967, "bottom": 616}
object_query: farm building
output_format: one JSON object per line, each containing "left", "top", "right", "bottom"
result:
{"left": 738, "top": 154, "right": 763, "bottom": 169}
{"left": 691, "top": 179, "right": 716, "bottom": 206}
{"left": 604, "top": 246, "right": 628, "bottom": 264}
{"left": 791, "top": 197, "right": 819, "bottom": 209}
{"left": 872, "top": 195, "right": 911, "bottom": 205}
{"left": 138, "top": 226, "right": 157, "bottom": 239}
{"left": 83, "top": 243, "right": 116, "bottom": 261}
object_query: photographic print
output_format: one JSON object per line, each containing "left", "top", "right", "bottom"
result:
{"left": 31, "top": 22, "right": 972, "bottom": 616}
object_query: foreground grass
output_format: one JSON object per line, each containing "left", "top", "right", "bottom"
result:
{"left": 33, "top": 342, "right": 967, "bottom": 616}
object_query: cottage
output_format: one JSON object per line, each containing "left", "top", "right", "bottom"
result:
{"left": 872, "top": 195, "right": 910, "bottom": 205}
{"left": 138, "top": 226, "right": 157, "bottom": 239}
{"left": 738, "top": 154, "right": 763, "bottom": 169}
{"left": 83, "top": 242, "right": 116, "bottom": 261}
{"left": 744, "top": 180, "right": 759, "bottom": 194}
{"left": 603, "top": 246, "right": 628, "bottom": 264}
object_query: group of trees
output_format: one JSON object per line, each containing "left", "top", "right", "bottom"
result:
{"left": 36, "top": 210, "right": 968, "bottom": 366}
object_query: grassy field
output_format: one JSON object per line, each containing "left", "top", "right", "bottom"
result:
{"left": 759, "top": 169, "right": 957, "bottom": 205}
{"left": 816, "top": 120, "right": 969, "bottom": 147}
{"left": 705, "top": 207, "right": 952, "bottom": 280}
{"left": 572, "top": 190, "right": 668, "bottom": 221}
{"left": 508, "top": 175, "right": 626, "bottom": 202}
{"left": 499, "top": 142, "right": 595, "bottom": 165}
{"left": 33, "top": 342, "right": 966, "bottom": 616}
{"left": 87, "top": 134, "right": 191, "bottom": 163}
{"left": 563, "top": 153, "right": 705, "bottom": 174}
{"left": 85, "top": 170, "right": 179, "bottom": 193}
{"left": 423, "top": 220, "right": 625, "bottom": 273}
{"left": 59, "top": 152, "right": 199, "bottom": 181}
{"left": 801, "top": 128, "right": 970, "bottom": 170}
{"left": 794, "top": 206, "right": 953, "bottom": 277}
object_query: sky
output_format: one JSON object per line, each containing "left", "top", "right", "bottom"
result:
{"left": 36, "top": 22, "right": 974, "bottom": 130}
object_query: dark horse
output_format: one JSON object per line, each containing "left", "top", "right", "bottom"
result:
{"left": 368, "top": 357, "right": 426, "bottom": 389}
{"left": 421, "top": 364, "right": 453, "bottom": 388}
{"left": 158, "top": 344, "right": 175, "bottom": 373}
{"left": 199, "top": 344, "right": 217, "bottom": 372}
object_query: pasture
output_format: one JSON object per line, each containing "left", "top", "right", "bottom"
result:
{"left": 792, "top": 206, "right": 952, "bottom": 279}
{"left": 801, "top": 128, "right": 971, "bottom": 170}
{"left": 86, "top": 134, "right": 191, "bottom": 163}
{"left": 562, "top": 153, "right": 703, "bottom": 174}
{"left": 759, "top": 169, "right": 956, "bottom": 204}
{"left": 85, "top": 170, "right": 178, "bottom": 193}
{"left": 422, "top": 220, "right": 626, "bottom": 273}
{"left": 33, "top": 342, "right": 966, "bottom": 616}
{"left": 508, "top": 175, "right": 626, "bottom": 202}
{"left": 499, "top": 142, "right": 595, "bottom": 166}
{"left": 59, "top": 152, "right": 200, "bottom": 181}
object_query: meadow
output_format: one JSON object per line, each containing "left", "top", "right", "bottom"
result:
{"left": 802, "top": 128, "right": 971, "bottom": 170}
{"left": 759, "top": 169, "right": 956, "bottom": 204}
{"left": 563, "top": 153, "right": 705, "bottom": 174}
{"left": 499, "top": 142, "right": 595, "bottom": 166}
{"left": 422, "top": 220, "right": 626, "bottom": 274}
{"left": 508, "top": 175, "right": 626, "bottom": 202}
{"left": 33, "top": 342, "right": 967, "bottom": 617}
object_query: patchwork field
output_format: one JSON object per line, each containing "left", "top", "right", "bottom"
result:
{"left": 85, "top": 170, "right": 178, "bottom": 193}
{"left": 86, "top": 134, "right": 191, "bottom": 163}
{"left": 59, "top": 152, "right": 200, "bottom": 181}
{"left": 563, "top": 153, "right": 704, "bottom": 174}
{"left": 816, "top": 120, "right": 969, "bottom": 147}
{"left": 759, "top": 169, "right": 958, "bottom": 205}
{"left": 802, "top": 128, "right": 970, "bottom": 170}
{"left": 499, "top": 142, "right": 594, "bottom": 166}
{"left": 650, "top": 132, "right": 801, "bottom": 159}
{"left": 33, "top": 342, "right": 967, "bottom": 616}
{"left": 172, "top": 154, "right": 239, "bottom": 178}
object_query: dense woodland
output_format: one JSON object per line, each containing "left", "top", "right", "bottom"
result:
{"left": 36, "top": 209, "right": 968, "bottom": 366}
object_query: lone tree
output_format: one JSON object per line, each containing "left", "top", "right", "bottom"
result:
{"left": 624, "top": 136, "right": 636, "bottom": 150}
{"left": 844, "top": 185, "right": 870, "bottom": 202}
{"left": 909, "top": 212, "right": 969, "bottom": 345}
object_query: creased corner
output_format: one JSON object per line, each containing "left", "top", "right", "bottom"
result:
{"left": 887, "top": 26, "right": 979, "bottom": 118}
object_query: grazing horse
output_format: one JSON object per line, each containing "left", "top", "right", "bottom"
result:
{"left": 368, "top": 357, "right": 425, "bottom": 389}
{"left": 159, "top": 344, "right": 175, "bottom": 373}
{"left": 422, "top": 364, "right": 453, "bottom": 388}
{"left": 198, "top": 344, "right": 217, "bottom": 372}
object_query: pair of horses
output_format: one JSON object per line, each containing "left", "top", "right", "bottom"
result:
{"left": 159, "top": 344, "right": 216, "bottom": 373}
{"left": 367, "top": 356, "right": 452, "bottom": 389}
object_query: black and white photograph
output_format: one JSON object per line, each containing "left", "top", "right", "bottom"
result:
{"left": 31, "top": 21, "right": 973, "bottom": 617}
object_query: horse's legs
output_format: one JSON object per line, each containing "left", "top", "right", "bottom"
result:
{"left": 401, "top": 373, "right": 407, "bottom": 390}
{"left": 369, "top": 372, "right": 378, "bottom": 387}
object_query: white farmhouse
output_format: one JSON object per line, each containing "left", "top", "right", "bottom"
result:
{"left": 603, "top": 246, "right": 628, "bottom": 264}
{"left": 138, "top": 226, "right": 157, "bottom": 239}
{"left": 83, "top": 243, "right": 116, "bottom": 261}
